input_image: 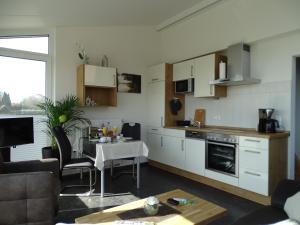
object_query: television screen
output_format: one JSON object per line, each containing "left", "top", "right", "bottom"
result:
{"left": 0, "top": 117, "right": 34, "bottom": 147}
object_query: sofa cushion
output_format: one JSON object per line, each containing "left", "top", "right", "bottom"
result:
{"left": 284, "top": 191, "right": 300, "bottom": 222}
{"left": 232, "top": 206, "right": 288, "bottom": 225}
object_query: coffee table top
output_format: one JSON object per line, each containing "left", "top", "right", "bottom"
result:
{"left": 75, "top": 189, "right": 227, "bottom": 225}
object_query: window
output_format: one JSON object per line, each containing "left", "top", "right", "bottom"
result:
{"left": 0, "top": 35, "right": 50, "bottom": 115}
{"left": 0, "top": 35, "right": 51, "bottom": 160}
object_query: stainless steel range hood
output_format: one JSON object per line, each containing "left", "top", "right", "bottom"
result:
{"left": 210, "top": 43, "right": 260, "bottom": 86}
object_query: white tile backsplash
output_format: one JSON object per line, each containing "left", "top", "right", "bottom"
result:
{"left": 186, "top": 81, "right": 291, "bottom": 130}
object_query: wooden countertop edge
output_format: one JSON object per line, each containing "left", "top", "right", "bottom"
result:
{"left": 164, "top": 126, "right": 290, "bottom": 139}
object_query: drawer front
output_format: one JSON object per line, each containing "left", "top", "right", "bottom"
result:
{"left": 239, "top": 168, "right": 268, "bottom": 196}
{"left": 239, "top": 147, "right": 269, "bottom": 173}
{"left": 163, "top": 128, "right": 185, "bottom": 138}
{"left": 147, "top": 126, "right": 163, "bottom": 135}
{"left": 239, "top": 136, "right": 268, "bottom": 150}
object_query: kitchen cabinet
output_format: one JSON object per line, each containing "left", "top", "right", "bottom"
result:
{"left": 77, "top": 64, "right": 117, "bottom": 106}
{"left": 84, "top": 64, "right": 116, "bottom": 87}
{"left": 163, "top": 135, "right": 185, "bottom": 170}
{"left": 239, "top": 137, "right": 269, "bottom": 195}
{"left": 185, "top": 138, "right": 205, "bottom": 176}
{"left": 146, "top": 63, "right": 185, "bottom": 128}
{"left": 146, "top": 81, "right": 165, "bottom": 127}
{"left": 173, "top": 60, "right": 194, "bottom": 81}
{"left": 193, "top": 54, "right": 227, "bottom": 98}
{"left": 147, "top": 63, "right": 165, "bottom": 83}
{"left": 147, "top": 128, "right": 185, "bottom": 169}
{"left": 147, "top": 132, "right": 162, "bottom": 162}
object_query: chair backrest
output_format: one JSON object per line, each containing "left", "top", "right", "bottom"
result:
{"left": 51, "top": 126, "right": 72, "bottom": 169}
{"left": 121, "top": 123, "right": 141, "bottom": 140}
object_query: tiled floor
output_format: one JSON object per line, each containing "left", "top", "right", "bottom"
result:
{"left": 56, "top": 164, "right": 262, "bottom": 224}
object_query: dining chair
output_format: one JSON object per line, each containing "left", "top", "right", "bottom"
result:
{"left": 111, "top": 122, "right": 141, "bottom": 178}
{"left": 52, "top": 126, "right": 96, "bottom": 196}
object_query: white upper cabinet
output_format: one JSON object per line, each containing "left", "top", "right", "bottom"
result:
{"left": 193, "top": 54, "right": 227, "bottom": 98}
{"left": 173, "top": 60, "right": 194, "bottom": 81}
{"left": 147, "top": 63, "right": 165, "bottom": 83}
{"left": 194, "top": 54, "right": 215, "bottom": 97}
{"left": 84, "top": 64, "right": 116, "bottom": 87}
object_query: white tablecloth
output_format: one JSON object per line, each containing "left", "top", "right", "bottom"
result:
{"left": 94, "top": 141, "right": 149, "bottom": 170}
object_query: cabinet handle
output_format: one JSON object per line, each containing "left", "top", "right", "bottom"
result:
{"left": 161, "top": 117, "right": 164, "bottom": 127}
{"left": 245, "top": 139, "right": 260, "bottom": 143}
{"left": 181, "top": 140, "right": 184, "bottom": 151}
{"left": 151, "top": 129, "right": 158, "bottom": 131}
{"left": 152, "top": 78, "right": 159, "bottom": 82}
{"left": 113, "top": 74, "right": 116, "bottom": 86}
{"left": 161, "top": 136, "right": 163, "bottom": 147}
{"left": 210, "top": 85, "right": 213, "bottom": 95}
{"left": 191, "top": 65, "right": 194, "bottom": 77}
{"left": 245, "top": 171, "right": 261, "bottom": 177}
{"left": 245, "top": 150, "right": 261, "bottom": 154}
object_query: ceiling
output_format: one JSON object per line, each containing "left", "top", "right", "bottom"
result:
{"left": 0, "top": 0, "right": 204, "bottom": 29}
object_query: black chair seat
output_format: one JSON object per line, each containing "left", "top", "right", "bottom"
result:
{"left": 64, "top": 158, "right": 94, "bottom": 169}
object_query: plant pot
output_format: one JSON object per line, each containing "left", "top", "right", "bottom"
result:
{"left": 42, "top": 146, "right": 60, "bottom": 159}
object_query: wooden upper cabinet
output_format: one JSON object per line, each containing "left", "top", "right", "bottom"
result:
{"left": 77, "top": 64, "right": 117, "bottom": 107}
{"left": 84, "top": 64, "right": 116, "bottom": 87}
{"left": 194, "top": 54, "right": 227, "bottom": 98}
{"left": 173, "top": 60, "right": 194, "bottom": 81}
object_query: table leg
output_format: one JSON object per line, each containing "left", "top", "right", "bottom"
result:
{"left": 137, "top": 156, "right": 140, "bottom": 189}
{"left": 101, "top": 169, "right": 104, "bottom": 197}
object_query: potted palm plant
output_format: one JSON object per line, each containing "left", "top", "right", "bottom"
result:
{"left": 37, "top": 95, "right": 90, "bottom": 159}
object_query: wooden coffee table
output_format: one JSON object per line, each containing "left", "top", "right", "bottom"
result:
{"left": 75, "top": 189, "right": 227, "bottom": 225}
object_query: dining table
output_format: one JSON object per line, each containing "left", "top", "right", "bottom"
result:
{"left": 83, "top": 138, "right": 149, "bottom": 197}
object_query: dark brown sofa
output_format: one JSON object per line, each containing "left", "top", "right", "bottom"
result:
{"left": 232, "top": 179, "right": 300, "bottom": 225}
{"left": 0, "top": 155, "right": 60, "bottom": 225}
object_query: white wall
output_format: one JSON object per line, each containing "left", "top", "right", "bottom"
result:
{"left": 55, "top": 26, "right": 161, "bottom": 140}
{"left": 159, "top": 0, "right": 300, "bottom": 178}
{"left": 160, "top": 0, "right": 300, "bottom": 62}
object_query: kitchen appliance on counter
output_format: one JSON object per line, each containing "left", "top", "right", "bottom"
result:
{"left": 193, "top": 109, "right": 205, "bottom": 128}
{"left": 186, "top": 130, "right": 239, "bottom": 177}
{"left": 258, "top": 108, "right": 279, "bottom": 133}
{"left": 175, "top": 78, "right": 194, "bottom": 94}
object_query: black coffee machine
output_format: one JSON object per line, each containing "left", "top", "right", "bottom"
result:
{"left": 258, "top": 108, "right": 279, "bottom": 133}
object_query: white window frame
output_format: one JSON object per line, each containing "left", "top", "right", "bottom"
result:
{"left": 0, "top": 29, "right": 54, "bottom": 100}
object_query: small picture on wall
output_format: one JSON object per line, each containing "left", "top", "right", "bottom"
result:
{"left": 117, "top": 73, "right": 141, "bottom": 93}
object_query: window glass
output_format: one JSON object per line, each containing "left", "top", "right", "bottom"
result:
{"left": 0, "top": 36, "right": 48, "bottom": 54}
{"left": 0, "top": 56, "right": 46, "bottom": 114}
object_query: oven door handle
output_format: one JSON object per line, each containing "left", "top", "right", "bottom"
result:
{"left": 207, "top": 141, "right": 236, "bottom": 148}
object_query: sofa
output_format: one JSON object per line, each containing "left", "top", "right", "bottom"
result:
{"left": 0, "top": 153, "right": 60, "bottom": 225}
{"left": 232, "top": 179, "right": 300, "bottom": 225}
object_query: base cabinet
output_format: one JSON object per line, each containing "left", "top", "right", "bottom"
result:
{"left": 185, "top": 138, "right": 205, "bottom": 176}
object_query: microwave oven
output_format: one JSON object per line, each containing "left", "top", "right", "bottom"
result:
{"left": 175, "top": 78, "right": 194, "bottom": 94}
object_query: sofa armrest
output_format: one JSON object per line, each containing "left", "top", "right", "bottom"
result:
{"left": 3, "top": 158, "right": 60, "bottom": 178}
{"left": 0, "top": 171, "right": 58, "bottom": 225}
{"left": 271, "top": 179, "right": 300, "bottom": 209}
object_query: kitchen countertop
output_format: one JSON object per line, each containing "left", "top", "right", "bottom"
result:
{"left": 165, "top": 125, "right": 290, "bottom": 139}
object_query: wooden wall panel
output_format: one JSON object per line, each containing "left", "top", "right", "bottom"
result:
{"left": 164, "top": 64, "right": 185, "bottom": 127}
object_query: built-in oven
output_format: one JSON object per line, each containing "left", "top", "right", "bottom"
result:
{"left": 185, "top": 131, "right": 239, "bottom": 177}
{"left": 205, "top": 133, "right": 239, "bottom": 177}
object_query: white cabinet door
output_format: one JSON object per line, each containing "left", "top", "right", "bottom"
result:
{"left": 185, "top": 138, "right": 205, "bottom": 176}
{"left": 147, "top": 63, "right": 165, "bottom": 83}
{"left": 173, "top": 60, "right": 194, "bottom": 81}
{"left": 147, "top": 133, "right": 162, "bottom": 162}
{"left": 85, "top": 65, "right": 116, "bottom": 87}
{"left": 146, "top": 81, "right": 165, "bottom": 127}
{"left": 194, "top": 54, "right": 215, "bottom": 97}
{"left": 239, "top": 168, "right": 268, "bottom": 196}
{"left": 163, "top": 135, "right": 185, "bottom": 170}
